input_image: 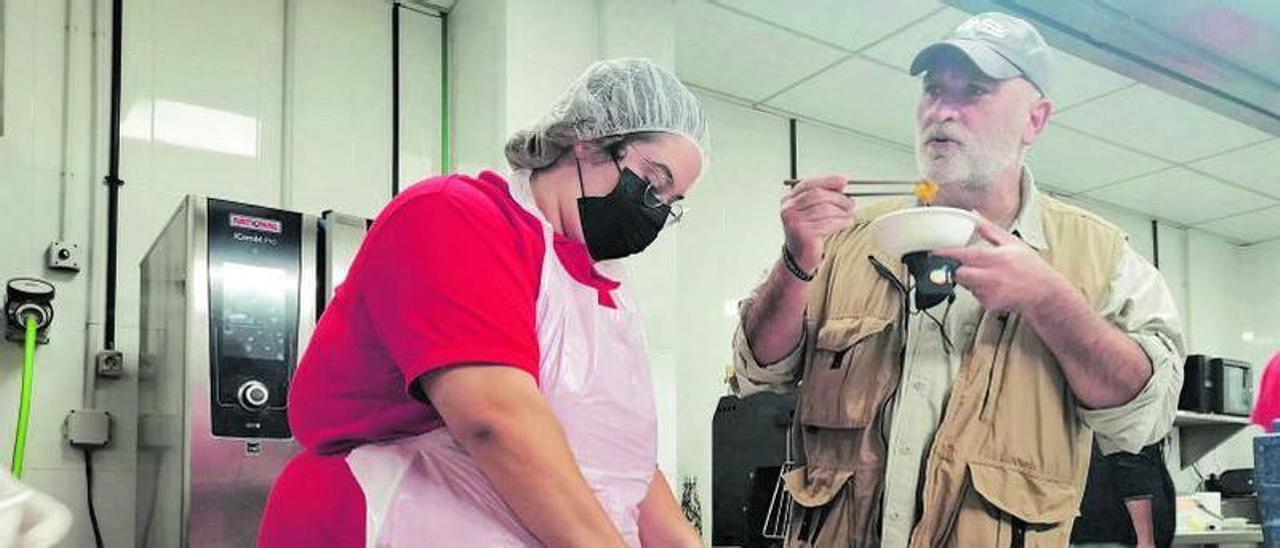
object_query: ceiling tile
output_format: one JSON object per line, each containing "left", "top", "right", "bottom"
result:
{"left": 1187, "top": 138, "right": 1280, "bottom": 200}
{"left": 676, "top": 1, "right": 847, "bottom": 101}
{"left": 860, "top": 6, "right": 969, "bottom": 72}
{"left": 765, "top": 56, "right": 921, "bottom": 147}
{"left": 711, "top": 0, "right": 943, "bottom": 52}
{"left": 1049, "top": 49, "right": 1133, "bottom": 110}
{"left": 1197, "top": 206, "right": 1280, "bottom": 245}
{"left": 859, "top": 6, "right": 1132, "bottom": 109}
{"left": 1026, "top": 124, "right": 1170, "bottom": 193}
{"left": 1084, "top": 167, "right": 1273, "bottom": 225}
{"left": 795, "top": 121, "right": 917, "bottom": 180}
{"left": 1054, "top": 84, "right": 1271, "bottom": 163}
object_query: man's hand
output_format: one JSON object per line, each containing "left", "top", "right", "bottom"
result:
{"left": 938, "top": 216, "right": 1155, "bottom": 409}
{"left": 934, "top": 217, "right": 1069, "bottom": 314}
{"left": 781, "top": 176, "right": 856, "bottom": 272}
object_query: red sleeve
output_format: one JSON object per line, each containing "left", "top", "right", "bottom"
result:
{"left": 358, "top": 179, "right": 542, "bottom": 397}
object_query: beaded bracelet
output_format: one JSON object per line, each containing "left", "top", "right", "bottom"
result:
{"left": 782, "top": 245, "right": 816, "bottom": 282}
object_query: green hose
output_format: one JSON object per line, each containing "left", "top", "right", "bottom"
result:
{"left": 11, "top": 315, "right": 37, "bottom": 479}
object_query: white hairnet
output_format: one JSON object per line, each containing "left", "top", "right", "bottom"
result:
{"left": 505, "top": 58, "right": 708, "bottom": 171}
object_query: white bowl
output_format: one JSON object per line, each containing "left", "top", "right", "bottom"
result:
{"left": 869, "top": 206, "right": 979, "bottom": 259}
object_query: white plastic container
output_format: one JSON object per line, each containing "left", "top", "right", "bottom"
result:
{"left": 0, "top": 487, "right": 32, "bottom": 548}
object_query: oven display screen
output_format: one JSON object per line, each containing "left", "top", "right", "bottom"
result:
{"left": 219, "top": 262, "right": 288, "bottom": 362}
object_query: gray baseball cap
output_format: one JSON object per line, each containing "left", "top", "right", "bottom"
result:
{"left": 909, "top": 12, "right": 1052, "bottom": 95}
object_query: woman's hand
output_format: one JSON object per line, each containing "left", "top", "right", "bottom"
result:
{"left": 637, "top": 470, "right": 704, "bottom": 548}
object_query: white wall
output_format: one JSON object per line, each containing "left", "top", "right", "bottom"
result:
{"left": 0, "top": 0, "right": 111, "bottom": 546}
{"left": 1178, "top": 236, "right": 1280, "bottom": 483}
{"left": 0, "top": 1, "right": 442, "bottom": 545}
{"left": 398, "top": 8, "right": 445, "bottom": 187}
{"left": 448, "top": 0, "right": 599, "bottom": 175}
{"left": 448, "top": 0, "right": 680, "bottom": 172}
{"left": 1239, "top": 239, "right": 1280, "bottom": 369}
{"left": 444, "top": 0, "right": 507, "bottom": 174}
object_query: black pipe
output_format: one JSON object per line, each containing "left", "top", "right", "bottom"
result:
{"left": 788, "top": 119, "right": 797, "bottom": 180}
{"left": 87, "top": 5, "right": 123, "bottom": 546}
{"left": 391, "top": 2, "right": 401, "bottom": 197}
{"left": 1151, "top": 219, "right": 1160, "bottom": 269}
{"left": 103, "top": 0, "right": 125, "bottom": 351}
{"left": 85, "top": 450, "right": 105, "bottom": 548}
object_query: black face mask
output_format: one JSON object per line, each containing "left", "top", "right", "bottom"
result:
{"left": 576, "top": 158, "right": 670, "bottom": 261}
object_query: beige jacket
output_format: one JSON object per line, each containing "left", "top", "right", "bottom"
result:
{"left": 737, "top": 194, "right": 1128, "bottom": 546}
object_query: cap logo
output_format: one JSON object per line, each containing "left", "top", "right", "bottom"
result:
{"left": 967, "top": 18, "right": 1008, "bottom": 39}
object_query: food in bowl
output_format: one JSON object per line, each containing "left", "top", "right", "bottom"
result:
{"left": 914, "top": 180, "right": 939, "bottom": 205}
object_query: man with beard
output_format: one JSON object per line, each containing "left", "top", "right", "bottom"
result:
{"left": 731, "top": 12, "right": 1184, "bottom": 547}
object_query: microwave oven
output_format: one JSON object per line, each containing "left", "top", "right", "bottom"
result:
{"left": 1210, "top": 357, "right": 1253, "bottom": 417}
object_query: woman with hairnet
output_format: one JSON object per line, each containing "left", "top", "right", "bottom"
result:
{"left": 259, "top": 58, "right": 708, "bottom": 547}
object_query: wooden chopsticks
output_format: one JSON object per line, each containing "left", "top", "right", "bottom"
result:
{"left": 782, "top": 179, "right": 919, "bottom": 197}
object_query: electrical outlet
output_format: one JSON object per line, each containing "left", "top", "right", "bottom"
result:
{"left": 64, "top": 409, "right": 111, "bottom": 448}
{"left": 46, "top": 241, "right": 80, "bottom": 272}
{"left": 96, "top": 349, "right": 124, "bottom": 378}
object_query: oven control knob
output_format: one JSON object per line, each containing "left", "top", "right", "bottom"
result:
{"left": 237, "top": 380, "right": 270, "bottom": 411}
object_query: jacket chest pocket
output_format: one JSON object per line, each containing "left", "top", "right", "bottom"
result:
{"left": 799, "top": 317, "right": 894, "bottom": 430}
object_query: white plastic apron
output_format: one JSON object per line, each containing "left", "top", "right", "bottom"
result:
{"left": 345, "top": 171, "right": 658, "bottom": 547}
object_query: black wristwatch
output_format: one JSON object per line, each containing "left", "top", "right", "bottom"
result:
{"left": 782, "top": 245, "right": 817, "bottom": 282}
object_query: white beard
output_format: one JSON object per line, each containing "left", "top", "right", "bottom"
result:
{"left": 916, "top": 139, "right": 1019, "bottom": 190}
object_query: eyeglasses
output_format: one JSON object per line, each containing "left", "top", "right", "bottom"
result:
{"left": 628, "top": 152, "right": 686, "bottom": 226}
{"left": 641, "top": 185, "right": 685, "bottom": 225}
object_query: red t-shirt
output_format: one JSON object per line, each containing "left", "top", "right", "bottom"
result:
{"left": 288, "top": 171, "right": 547, "bottom": 455}
{"left": 264, "top": 171, "right": 625, "bottom": 546}
{"left": 1253, "top": 352, "right": 1280, "bottom": 432}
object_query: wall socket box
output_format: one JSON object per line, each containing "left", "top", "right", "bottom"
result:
{"left": 46, "top": 241, "right": 81, "bottom": 272}
{"left": 96, "top": 349, "right": 124, "bottom": 378}
{"left": 64, "top": 409, "right": 111, "bottom": 448}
